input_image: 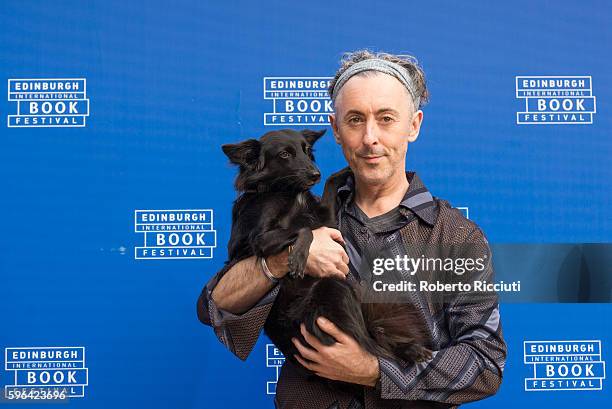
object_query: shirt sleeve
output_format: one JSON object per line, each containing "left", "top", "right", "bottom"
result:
{"left": 375, "top": 225, "right": 507, "bottom": 405}
{"left": 196, "top": 258, "right": 281, "bottom": 361}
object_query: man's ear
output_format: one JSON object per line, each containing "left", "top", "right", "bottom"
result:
{"left": 301, "top": 129, "right": 326, "bottom": 146}
{"left": 329, "top": 114, "right": 341, "bottom": 144}
{"left": 407, "top": 110, "right": 424, "bottom": 142}
{"left": 221, "top": 139, "right": 261, "bottom": 169}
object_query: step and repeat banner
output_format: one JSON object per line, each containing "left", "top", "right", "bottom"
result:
{"left": 1, "top": 1, "right": 610, "bottom": 408}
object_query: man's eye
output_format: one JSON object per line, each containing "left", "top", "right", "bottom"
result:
{"left": 382, "top": 116, "right": 394, "bottom": 122}
{"left": 348, "top": 117, "right": 362, "bottom": 124}
{"left": 278, "top": 151, "right": 291, "bottom": 159}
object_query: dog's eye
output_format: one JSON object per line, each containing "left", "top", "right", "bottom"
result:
{"left": 278, "top": 151, "right": 291, "bottom": 159}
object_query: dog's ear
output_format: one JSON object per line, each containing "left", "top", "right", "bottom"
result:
{"left": 222, "top": 139, "right": 261, "bottom": 169}
{"left": 301, "top": 129, "right": 326, "bottom": 146}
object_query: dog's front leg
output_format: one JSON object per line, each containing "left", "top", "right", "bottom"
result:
{"left": 287, "top": 227, "right": 313, "bottom": 279}
{"left": 250, "top": 227, "right": 313, "bottom": 279}
{"left": 251, "top": 228, "right": 298, "bottom": 260}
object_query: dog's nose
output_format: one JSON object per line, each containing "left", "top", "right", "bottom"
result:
{"left": 308, "top": 170, "right": 321, "bottom": 180}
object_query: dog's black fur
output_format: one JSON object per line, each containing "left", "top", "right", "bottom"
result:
{"left": 222, "top": 128, "right": 431, "bottom": 392}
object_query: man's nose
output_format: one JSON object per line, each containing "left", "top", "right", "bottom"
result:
{"left": 362, "top": 119, "right": 379, "bottom": 146}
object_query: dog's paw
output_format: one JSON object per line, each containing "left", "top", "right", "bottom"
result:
{"left": 288, "top": 253, "right": 306, "bottom": 279}
{"left": 287, "top": 227, "right": 313, "bottom": 279}
{"left": 400, "top": 344, "right": 433, "bottom": 363}
{"left": 412, "top": 345, "right": 433, "bottom": 362}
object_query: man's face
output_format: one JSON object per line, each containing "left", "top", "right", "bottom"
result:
{"left": 329, "top": 72, "right": 423, "bottom": 186}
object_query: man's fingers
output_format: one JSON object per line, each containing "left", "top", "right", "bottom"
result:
{"left": 323, "top": 264, "right": 347, "bottom": 279}
{"left": 300, "top": 323, "right": 326, "bottom": 352}
{"left": 308, "top": 227, "right": 350, "bottom": 279}
{"left": 338, "top": 247, "right": 350, "bottom": 265}
{"left": 333, "top": 259, "right": 349, "bottom": 275}
{"left": 292, "top": 336, "right": 320, "bottom": 363}
{"left": 293, "top": 353, "right": 318, "bottom": 371}
{"left": 316, "top": 316, "right": 350, "bottom": 344}
{"left": 327, "top": 228, "right": 345, "bottom": 245}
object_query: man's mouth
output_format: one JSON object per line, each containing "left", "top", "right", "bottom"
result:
{"left": 360, "top": 155, "right": 384, "bottom": 163}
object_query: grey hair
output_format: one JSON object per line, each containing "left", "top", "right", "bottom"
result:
{"left": 327, "top": 49, "right": 430, "bottom": 112}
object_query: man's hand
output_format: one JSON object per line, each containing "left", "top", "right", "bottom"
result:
{"left": 291, "top": 316, "right": 380, "bottom": 387}
{"left": 305, "top": 227, "right": 350, "bottom": 279}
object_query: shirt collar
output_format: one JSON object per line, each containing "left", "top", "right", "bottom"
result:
{"left": 337, "top": 169, "right": 437, "bottom": 226}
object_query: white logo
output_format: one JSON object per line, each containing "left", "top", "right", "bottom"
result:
{"left": 4, "top": 346, "right": 89, "bottom": 400}
{"left": 515, "top": 76, "right": 596, "bottom": 124}
{"left": 263, "top": 77, "right": 332, "bottom": 125}
{"left": 457, "top": 206, "right": 469, "bottom": 219}
{"left": 7, "top": 78, "right": 90, "bottom": 127}
{"left": 524, "top": 340, "right": 606, "bottom": 391}
{"left": 265, "top": 344, "right": 285, "bottom": 395}
{"left": 134, "top": 209, "right": 217, "bottom": 259}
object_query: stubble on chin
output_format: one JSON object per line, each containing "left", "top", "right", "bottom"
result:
{"left": 352, "top": 158, "right": 395, "bottom": 186}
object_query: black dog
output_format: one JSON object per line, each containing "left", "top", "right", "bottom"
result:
{"left": 222, "top": 128, "right": 431, "bottom": 390}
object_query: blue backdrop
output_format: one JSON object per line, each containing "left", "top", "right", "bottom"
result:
{"left": 1, "top": 0, "right": 610, "bottom": 407}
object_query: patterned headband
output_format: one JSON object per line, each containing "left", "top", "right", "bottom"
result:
{"left": 330, "top": 58, "right": 420, "bottom": 109}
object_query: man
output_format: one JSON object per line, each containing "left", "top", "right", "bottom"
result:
{"left": 197, "top": 49, "right": 507, "bottom": 409}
